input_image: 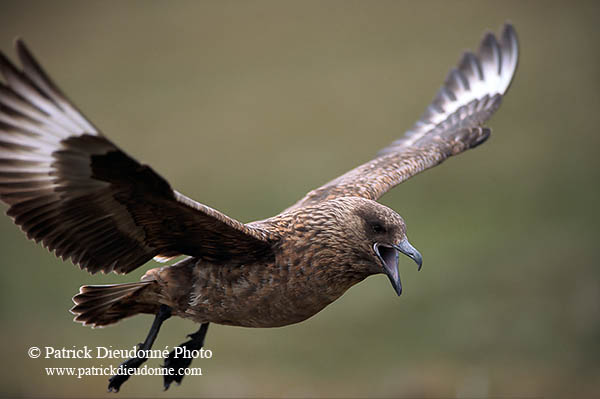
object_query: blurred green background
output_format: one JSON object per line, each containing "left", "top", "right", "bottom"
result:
{"left": 1, "top": 0, "right": 599, "bottom": 397}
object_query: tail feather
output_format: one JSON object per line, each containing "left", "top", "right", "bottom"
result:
{"left": 71, "top": 281, "right": 158, "bottom": 327}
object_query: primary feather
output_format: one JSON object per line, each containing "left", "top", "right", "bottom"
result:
{"left": 287, "top": 24, "right": 518, "bottom": 210}
{"left": 0, "top": 40, "right": 273, "bottom": 275}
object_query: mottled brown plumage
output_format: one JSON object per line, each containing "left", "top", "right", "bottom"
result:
{"left": 135, "top": 197, "right": 409, "bottom": 328}
{"left": 0, "top": 24, "right": 518, "bottom": 391}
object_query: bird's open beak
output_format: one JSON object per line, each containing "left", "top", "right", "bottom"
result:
{"left": 374, "top": 238, "right": 423, "bottom": 296}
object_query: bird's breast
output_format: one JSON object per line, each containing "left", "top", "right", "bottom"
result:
{"left": 160, "top": 257, "right": 360, "bottom": 328}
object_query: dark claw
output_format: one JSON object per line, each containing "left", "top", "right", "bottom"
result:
{"left": 163, "top": 350, "right": 193, "bottom": 390}
{"left": 163, "top": 322, "right": 209, "bottom": 390}
{"left": 108, "top": 356, "right": 148, "bottom": 392}
{"left": 107, "top": 305, "right": 172, "bottom": 392}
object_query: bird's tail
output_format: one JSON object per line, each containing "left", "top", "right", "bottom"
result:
{"left": 70, "top": 281, "right": 159, "bottom": 328}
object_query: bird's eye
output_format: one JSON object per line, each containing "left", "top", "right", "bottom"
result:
{"left": 371, "top": 222, "right": 385, "bottom": 234}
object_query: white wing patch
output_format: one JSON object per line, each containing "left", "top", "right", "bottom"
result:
{"left": 394, "top": 24, "right": 518, "bottom": 150}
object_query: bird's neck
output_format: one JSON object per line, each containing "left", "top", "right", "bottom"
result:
{"left": 277, "top": 237, "right": 373, "bottom": 302}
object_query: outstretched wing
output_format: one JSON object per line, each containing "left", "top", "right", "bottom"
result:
{"left": 0, "top": 40, "right": 274, "bottom": 274}
{"left": 287, "top": 24, "right": 518, "bottom": 211}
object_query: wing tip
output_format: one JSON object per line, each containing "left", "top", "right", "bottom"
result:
{"left": 379, "top": 23, "right": 519, "bottom": 154}
{"left": 500, "top": 22, "right": 520, "bottom": 90}
{"left": 502, "top": 22, "right": 518, "bottom": 42}
{"left": 14, "top": 37, "right": 26, "bottom": 50}
{"left": 14, "top": 37, "right": 32, "bottom": 67}
{"left": 0, "top": 37, "right": 28, "bottom": 74}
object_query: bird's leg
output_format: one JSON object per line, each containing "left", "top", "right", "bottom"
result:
{"left": 163, "top": 322, "right": 210, "bottom": 390}
{"left": 107, "top": 304, "right": 172, "bottom": 393}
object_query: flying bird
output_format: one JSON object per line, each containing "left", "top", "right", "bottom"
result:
{"left": 0, "top": 24, "right": 518, "bottom": 391}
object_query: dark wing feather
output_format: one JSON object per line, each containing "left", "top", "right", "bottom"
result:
{"left": 287, "top": 24, "right": 518, "bottom": 210}
{"left": 0, "top": 39, "right": 273, "bottom": 274}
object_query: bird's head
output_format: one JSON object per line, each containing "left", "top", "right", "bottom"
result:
{"left": 294, "top": 197, "right": 422, "bottom": 296}
{"left": 353, "top": 200, "right": 422, "bottom": 296}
